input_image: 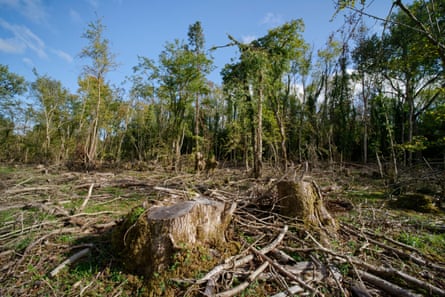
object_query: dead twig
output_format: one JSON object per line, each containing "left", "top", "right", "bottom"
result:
{"left": 49, "top": 247, "right": 92, "bottom": 278}
{"left": 250, "top": 247, "right": 318, "bottom": 295}
{"left": 215, "top": 261, "right": 269, "bottom": 297}
{"left": 76, "top": 183, "right": 94, "bottom": 214}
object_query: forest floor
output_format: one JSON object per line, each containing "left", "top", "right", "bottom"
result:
{"left": 0, "top": 162, "right": 444, "bottom": 297}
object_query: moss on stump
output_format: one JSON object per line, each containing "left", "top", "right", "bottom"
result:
{"left": 112, "top": 198, "right": 232, "bottom": 280}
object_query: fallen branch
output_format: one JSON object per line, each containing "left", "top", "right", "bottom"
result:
{"left": 270, "top": 285, "right": 304, "bottom": 297}
{"left": 17, "top": 227, "right": 79, "bottom": 266}
{"left": 358, "top": 270, "right": 422, "bottom": 297}
{"left": 215, "top": 261, "right": 269, "bottom": 297}
{"left": 0, "top": 221, "right": 59, "bottom": 241}
{"left": 303, "top": 232, "right": 445, "bottom": 297}
{"left": 357, "top": 261, "right": 445, "bottom": 297}
{"left": 49, "top": 247, "right": 91, "bottom": 277}
{"left": 5, "top": 186, "right": 52, "bottom": 195}
{"left": 76, "top": 183, "right": 94, "bottom": 214}
{"left": 342, "top": 223, "right": 445, "bottom": 272}
{"left": 250, "top": 247, "right": 317, "bottom": 294}
{"left": 350, "top": 283, "right": 372, "bottom": 297}
{"left": 196, "top": 225, "right": 288, "bottom": 285}
{"left": 154, "top": 186, "right": 198, "bottom": 198}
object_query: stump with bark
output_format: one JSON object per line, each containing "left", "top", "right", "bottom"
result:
{"left": 277, "top": 180, "right": 337, "bottom": 231}
{"left": 112, "top": 197, "right": 233, "bottom": 279}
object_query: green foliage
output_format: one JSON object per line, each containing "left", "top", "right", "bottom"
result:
{"left": 397, "top": 231, "right": 424, "bottom": 248}
{"left": 399, "top": 136, "right": 428, "bottom": 152}
{"left": 76, "top": 17, "right": 117, "bottom": 168}
{"left": 0, "top": 64, "right": 27, "bottom": 161}
{"left": 1, "top": 2, "right": 444, "bottom": 168}
{"left": 30, "top": 71, "right": 71, "bottom": 163}
{"left": 132, "top": 25, "right": 213, "bottom": 166}
{"left": 0, "top": 64, "right": 26, "bottom": 118}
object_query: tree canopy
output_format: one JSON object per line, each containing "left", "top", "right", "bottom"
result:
{"left": 0, "top": 1, "right": 443, "bottom": 178}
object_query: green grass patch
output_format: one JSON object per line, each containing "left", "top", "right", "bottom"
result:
{"left": 0, "top": 208, "right": 19, "bottom": 223}
{"left": 101, "top": 186, "right": 124, "bottom": 196}
{"left": 397, "top": 231, "right": 445, "bottom": 260}
{"left": 55, "top": 234, "right": 76, "bottom": 244}
{"left": 0, "top": 166, "right": 15, "bottom": 174}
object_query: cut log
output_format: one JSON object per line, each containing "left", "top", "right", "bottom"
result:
{"left": 277, "top": 180, "right": 337, "bottom": 230}
{"left": 112, "top": 197, "right": 232, "bottom": 279}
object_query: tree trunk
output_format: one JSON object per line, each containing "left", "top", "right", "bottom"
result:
{"left": 361, "top": 74, "right": 368, "bottom": 164}
{"left": 277, "top": 180, "right": 336, "bottom": 231}
{"left": 384, "top": 109, "right": 398, "bottom": 183}
{"left": 112, "top": 198, "right": 233, "bottom": 279}
{"left": 194, "top": 94, "right": 200, "bottom": 173}
{"left": 253, "top": 74, "right": 263, "bottom": 178}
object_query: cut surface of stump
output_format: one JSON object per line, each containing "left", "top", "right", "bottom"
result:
{"left": 277, "top": 180, "right": 337, "bottom": 230}
{"left": 112, "top": 197, "right": 231, "bottom": 279}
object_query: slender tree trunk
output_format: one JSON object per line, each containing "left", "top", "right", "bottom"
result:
{"left": 88, "top": 79, "right": 101, "bottom": 168}
{"left": 279, "top": 124, "right": 287, "bottom": 167}
{"left": 45, "top": 114, "right": 51, "bottom": 162}
{"left": 253, "top": 74, "right": 263, "bottom": 178}
{"left": 361, "top": 75, "right": 368, "bottom": 164}
{"left": 173, "top": 126, "right": 185, "bottom": 172}
{"left": 116, "top": 102, "right": 132, "bottom": 163}
{"left": 194, "top": 95, "right": 200, "bottom": 173}
{"left": 298, "top": 77, "right": 307, "bottom": 164}
{"left": 407, "top": 82, "right": 414, "bottom": 166}
{"left": 385, "top": 109, "right": 398, "bottom": 183}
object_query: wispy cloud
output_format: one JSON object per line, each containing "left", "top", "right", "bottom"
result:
{"left": 86, "top": 0, "right": 99, "bottom": 8}
{"left": 261, "top": 12, "right": 283, "bottom": 27}
{"left": 22, "top": 57, "right": 34, "bottom": 67}
{"left": 0, "top": 18, "right": 47, "bottom": 58}
{"left": 0, "top": 36, "right": 25, "bottom": 53}
{"left": 69, "top": 8, "right": 83, "bottom": 24}
{"left": 52, "top": 49, "right": 73, "bottom": 63}
{"left": 0, "top": 0, "right": 48, "bottom": 23}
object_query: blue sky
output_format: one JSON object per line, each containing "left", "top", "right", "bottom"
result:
{"left": 0, "top": 0, "right": 392, "bottom": 93}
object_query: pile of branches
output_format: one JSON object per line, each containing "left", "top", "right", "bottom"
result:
{"left": 0, "top": 165, "right": 444, "bottom": 296}
{"left": 181, "top": 185, "right": 445, "bottom": 297}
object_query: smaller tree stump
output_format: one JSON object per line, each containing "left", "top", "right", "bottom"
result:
{"left": 277, "top": 180, "right": 337, "bottom": 230}
{"left": 112, "top": 197, "right": 232, "bottom": 279}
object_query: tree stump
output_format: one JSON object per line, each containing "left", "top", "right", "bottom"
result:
{"left": 112, "top": 197, "right": 233, "bottom": 279}
{"left": 277, "top": 180, "right": 337, "bottom": 230}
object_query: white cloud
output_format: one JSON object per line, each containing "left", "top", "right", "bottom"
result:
{"left": 22, "top": 0, "right": 47, "bottom": 23}
{"left": 242, "top": 35, "right": 256, "bottom": 44}
{"left": 0, "top": 0, "right": 48, "bottom": 23}
{"left": 52, "top": 49, "right": 73, "bottom": 63}
{"left": 261, "top": 12, "right": 283, "bottom": 27}
{"left": 0, "top": 18, "right": 47, "bottom": 58}
{"left": 0, "top": 37, "right": 25, "bottom": 53}
{"left": 22, "top": 57, "right": 34, "bottom": 67}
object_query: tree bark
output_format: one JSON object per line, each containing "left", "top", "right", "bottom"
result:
{"left": 277, "top": 180, "right": 336, "bottom": 230}
{"left": 253, "top": 73, "right": 263, "bottom": 178}
{"left": 112, "top": 198, "right": 233, "bottom": 279}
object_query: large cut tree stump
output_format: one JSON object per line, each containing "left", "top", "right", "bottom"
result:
{"left": 277, "top": 180, "right": 337, "bottom": 230}
{"left": 112, "top": 197, "right": 232, "bottom": 279}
